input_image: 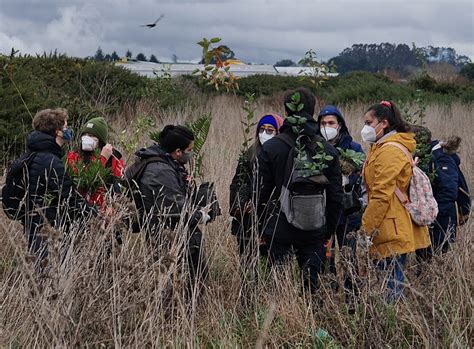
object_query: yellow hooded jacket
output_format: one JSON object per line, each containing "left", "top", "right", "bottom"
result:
{"left": 362, "top": 132, "right": 431, "bottom": 259}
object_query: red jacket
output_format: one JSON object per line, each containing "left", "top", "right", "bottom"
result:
{"left": 66, "top": 151, "right": 124, "bottom": 208}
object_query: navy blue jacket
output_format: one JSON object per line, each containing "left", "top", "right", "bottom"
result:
{"left": 317, "top": 107, "right": 364, "bottom": 231}
{"left": 430, "top": 140, "right": 460, "bottom": 218}
{"left": 25, "top": 131, "right": 95, "bottom": 240}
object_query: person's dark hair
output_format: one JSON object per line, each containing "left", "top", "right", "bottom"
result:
{"left": 366, "top": 101, "right": 409, "bottom": 133}
{"left": 32, "top": 108, "right": 68, "bottom": 137}
{"left": 159, "top": 125, "right": 195, "bottom": 153}
{"left": 410, "top": 124, "right": 432, "bottom": 145}
{"left": 284, "top": 87, "right": 316, "bottom": 117}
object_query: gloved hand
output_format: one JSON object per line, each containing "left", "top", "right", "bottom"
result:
{"left": 199, "top": 209, "right": 211, "bottom": 225}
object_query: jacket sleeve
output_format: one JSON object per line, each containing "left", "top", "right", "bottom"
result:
{"left": 362, "top": 147, "right": 407, "bottom": 234}
{"left": 229, "top": 153, "right": 252, "bottom": 216}
{"left": 141, "top": 163, "right": 201, "bottom": 227}
{"left": 256, "top": 147, "right": 276, "bottom": 217}
{"left": 48, "top": 157, "right": 96, "bottom": 218}
{"left": 324, "top": 147, "right": 343, "bottom": 235}
{"left": 433, "top": 154, "right": 459, "bottom": 207}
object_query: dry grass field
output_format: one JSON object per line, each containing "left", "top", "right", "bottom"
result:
{"left": 1, "top": 95, "right": 472, "bottom": 347}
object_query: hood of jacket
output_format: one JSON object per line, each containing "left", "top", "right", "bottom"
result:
{"left": 377, "top": 132, "right": 416, "bottom": 153}
{"left": 135, "top": 143, "right": 167, "bottom": 159}
{"left": 27, "top": 131, "right": 63, "bottom": 157}
{"left": 431, "top": 139, "right": 461, "bottom": 166}
{"left": 317, "top": 105, "right": 349, "bottom": 135}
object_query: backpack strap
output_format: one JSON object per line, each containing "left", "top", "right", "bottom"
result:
{"left": 381, "top": 142, "right": 414, "bottom": 206}
{"left": 136, "top": 156, "right": 166, "bottom": 181}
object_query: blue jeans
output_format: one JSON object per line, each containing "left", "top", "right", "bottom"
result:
{"left": 376, "top": 254, "right": 407, "bottom": 302}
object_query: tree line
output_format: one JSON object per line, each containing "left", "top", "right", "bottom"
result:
{"left": 93, "top": 47, "right": 163, "bottom": 63}
{"left": 275, "top": 43, "right": 471, "bottom": 77}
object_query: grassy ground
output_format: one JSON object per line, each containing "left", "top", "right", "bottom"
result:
{"left": 1, "top": 96, "right": 472, "bottom": 347}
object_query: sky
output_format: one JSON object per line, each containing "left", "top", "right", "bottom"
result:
{"left": 0, "top": 0, "right": 473, "bottom": 64}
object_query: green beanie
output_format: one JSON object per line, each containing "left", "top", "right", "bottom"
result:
{"left": 82, "top": 117, "right": 108, "bottom": 144}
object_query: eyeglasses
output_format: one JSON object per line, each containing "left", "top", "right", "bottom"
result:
{"left": 259, "top": 127, "right": 276, "bottom": 135}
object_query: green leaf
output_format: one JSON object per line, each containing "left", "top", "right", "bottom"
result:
{"left": 210, "top": 37, "right": 221, "bottom": 43}
{"left": 286, "top": 102, "right": 296, "bottom": 112}
{"left": 292, "top": 126, "right": 299, "bottom": 134}
{"left": 297, "top": 103, "right": 304, "bottom": 112}
{"left": 286, "top": 116, "right": 297, "bottom": 124}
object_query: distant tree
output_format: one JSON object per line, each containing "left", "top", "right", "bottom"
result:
{"left": 104, "top": 54, "right": 112, "bottom": 62}
{"left": 136, "top": 53, "right": 147, "bottom": 61}
{"left": 94, "top": 47, "right": 105, "bottom": 62}
{"left": 125, "top": 49, "right": 132, "bottom": 59}
{"left": 328, "top": 43, "right": 423, "bottom": 76}
{"left": 172, "top": 54, "right": 178, "bottom": 63}
{"left": 111, "top": 51, "right": 120, "bottom": 61}
{"left": 460, "top": 62, "right": 474, "bottom": 81}
{"left": 199, "top": 45, "right": 235, "bottom": 64}
{"left": 275, "top": 59, "right": 296, "bottom": 67}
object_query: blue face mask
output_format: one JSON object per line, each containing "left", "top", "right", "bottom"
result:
{"left": 62, "top": 128, "right": 73, "bottom": 141}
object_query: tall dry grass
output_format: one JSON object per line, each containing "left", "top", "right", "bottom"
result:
{"left": 0, "top": 96, "right": 472, "bottom": 348}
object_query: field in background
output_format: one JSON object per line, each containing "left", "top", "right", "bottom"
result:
{"left": 1, "top": 96, "right": 473, "bottom": 347}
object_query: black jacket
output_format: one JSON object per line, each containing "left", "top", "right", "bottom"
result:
{"left": 136, "top": 144, "right": 201, "bottom": 231}
{"left": 229, "top": 143, "right": 259, "bottom": 237}
{"left": 257, "top": 113, "right": 343, "bottom": 243}
{"left": 25, "top": 131, "right": 94, "bottom": 235}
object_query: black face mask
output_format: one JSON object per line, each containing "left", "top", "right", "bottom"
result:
{"left": 178, "top": 150, "right": 193, "bottom": 165}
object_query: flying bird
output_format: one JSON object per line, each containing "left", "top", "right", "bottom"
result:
{"left": 141, "top": 14, "right": 165, "bottom": 28}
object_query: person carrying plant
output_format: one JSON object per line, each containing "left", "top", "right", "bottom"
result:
{"left": 2, "top": 108, "right": 96, "bottom": 266}
{"left": 360, "top": 101, "right": 431, "bottom": 301}
{"left": 126, "top": 125, "right": 211, "bottom": 288}
{"left": 229, "top": 113, "right": 283, "bottom": 266}
{"left": 66, "top": 117, "right": 124, "bottom": 209}
{"left": 257, "top": 88, "right": 343, "bottom": 292}
{"left": 317, "top": 105, "right": 365, "bottom": 297}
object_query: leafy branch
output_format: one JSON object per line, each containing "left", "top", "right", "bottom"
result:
{"left": 66, "top": 150, "right": 112, "bottom": 194}
{"left": 298, "top": 49, "right": 334, "bottom": 87}
{"left": 286, "top": 92, "right": 333, "bottom": 177}
{"left": 193, "top": 37, "right": 241, "bottom": 92}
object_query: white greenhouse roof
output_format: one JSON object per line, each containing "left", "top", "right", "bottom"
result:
{"left": 115, "top": 61, "right": 338, "bottom": 78}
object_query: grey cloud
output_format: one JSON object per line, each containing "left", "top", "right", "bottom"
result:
{"left": 0, "top": 0, "right": 472, "bottom": 63}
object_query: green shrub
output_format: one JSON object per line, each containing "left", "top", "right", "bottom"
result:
{"left": 0, "top": 56, "right": 187, "bottom": 162}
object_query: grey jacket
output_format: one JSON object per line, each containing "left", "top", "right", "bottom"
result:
{"left": 136, "top": 144, "right": 201, "bottom": 231}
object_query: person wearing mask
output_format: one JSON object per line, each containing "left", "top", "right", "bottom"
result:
{"left": 66, "top": 117, "right": 124, "bottom": 208}
{"left": 257, "top": 88, "right": 343, "bottom": 292}
{"left": 132, "top": 125, "right": 209, "bottom": 286}
{"left": 361, "top": 101, "right": 431, "bottom": 301}
{"left": 317, "top": 105, "right": 364, "bottom": 296}
{"left": 229, "top": 114, "right": 283, "bottom": 266}
{"left": 23, "top": 109, "right": 96, "bottom": 264}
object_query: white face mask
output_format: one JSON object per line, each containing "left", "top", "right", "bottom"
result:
{"left": 361, "top": 125, "right": 379, "bottom": 143}
{"left": 81, "top": 135, "right": 98, "bottom": 151}
{"left": 259, "top": 132, "right": 274, "bottom": 145}
{"left": 320, "top": 127, "right": 338, "bottom": 141}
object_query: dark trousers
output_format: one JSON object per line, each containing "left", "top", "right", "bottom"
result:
{"left": 327, "top": 224, "right": 358, "bottom": 294}
{"left": 416, "top": 215, "right": 457, "bottom": 262}
{"left": 267, "top": 239, "right": 326, "bottom": 292}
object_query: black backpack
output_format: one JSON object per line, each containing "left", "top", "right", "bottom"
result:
{"left": 277, "top": 133, "right": 329, "bottom": 231}
{"left": 2, "top": 152, "right": 37, "bottom": 221}
{"left": 456, "top": 168, "right": 471, "bottom": 225}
